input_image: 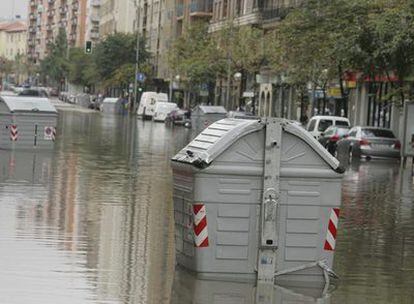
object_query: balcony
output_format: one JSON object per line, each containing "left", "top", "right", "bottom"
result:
{"left": 48, "top": 10, "right": 55, "bottom": 17}
{"left": 30, "top": 0, "right": 36, "bottom": 7}
{"left": 59, "top": 6, "right": 67, "bottom": 14}
{"left": 91, "top": 0, "right": 100, "bottom": 7}
{"left": 90, "top": 14, "right": 99, "bottom": 23}
{"left": 48, "top": 0, "right": 55, "bottom": 4}
{"left": 176, "top": 4, "right": 184, "bottom": 18}
{"left": 90, "top": 32, "right": 99, "bottom": 39}
{"left": 189, "top": 0, "right": 213, "bottom": 17}
{"left": 29, "top": 13, "right": 36, "bottom": 20}
{"left": 46, "top": 24, "right": 53, "bottom": 31}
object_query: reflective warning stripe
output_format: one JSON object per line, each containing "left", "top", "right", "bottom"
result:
{"left": 324, "top": 208, "right": 340, "bottom": 251}
{"left": 10, "top": 125, "right": 18, "bottom": 141}
{"left": 193, "top": 203, "right": 209, "bottom": 248}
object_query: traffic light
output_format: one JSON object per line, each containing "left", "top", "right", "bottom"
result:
{"left": 138, "top": 87, "right": 143, "bottom": 93}
{"left": 85, "top": 41, "right": 92, "bottom": 54}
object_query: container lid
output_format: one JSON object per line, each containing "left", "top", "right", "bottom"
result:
{"left": 196, "top": 105, "right": 227, "bottom": 114}
{"left": 103, "top": 98, "right": 119, "bottom": 104}
{"left": 0, "top": 96, "right": 57, "bottom": 113}
{"left": 172, "top": 118, "right": 343, "bottom": 173}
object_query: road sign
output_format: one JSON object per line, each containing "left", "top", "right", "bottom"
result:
{"left": 136, "top": 73, "right": 146, "bottom": 83}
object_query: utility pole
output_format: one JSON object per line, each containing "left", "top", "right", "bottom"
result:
{"left": 132, "top": 0, "right": 141, "bottom": 113}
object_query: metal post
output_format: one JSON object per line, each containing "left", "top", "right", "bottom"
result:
{"left": 132, "top": 0, "right": 141, "bottom": 113}
{"left": 258, "top": 118, "right": 282, "bottom": 283}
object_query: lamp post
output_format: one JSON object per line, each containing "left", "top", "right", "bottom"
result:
{"left": 132, "top": 0, "right": 141, "bottom": 113}
{"left": 233, "top": 72, "right": 242, "bottom": 110}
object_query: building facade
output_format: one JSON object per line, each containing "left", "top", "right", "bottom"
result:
{"left": 0, "top": 21, "right": 27, "bottom": 61}
{"left": 27, "top": 0, "right": 92, "bottom": 63}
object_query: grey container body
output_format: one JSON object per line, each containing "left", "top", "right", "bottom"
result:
{"left": 191, "top": 106, "right": 227, "bottom": 134}
{"left": 0, "top": 97, "right": 58, "bottom": 150}
{"left": 172, "top": 119, "right": 343, "bottom": 284}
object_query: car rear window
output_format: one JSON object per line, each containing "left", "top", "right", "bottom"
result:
{"left": 307, "top": 119, "right": 316, "bottom": 131}
{"left": 337, "top": 127, "right": 350, "bottom": 136}
{"left": 335, "top": 120, "right": 350, "bottom": 127}
{"left": 362, "top": 129, "right": 395, "bottom": 138}
{"left": 318, "top": 119, "right": 333, "bottom": 131}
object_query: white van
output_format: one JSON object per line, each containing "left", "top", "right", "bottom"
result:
{"left": 137, "top": 92, "right": 169, "bottom": 120}
{"left": 153, "top": 102, "right": 179, "bottom": 122}
{"left": 307, "top": 115, "right": 350, "bottom": 139}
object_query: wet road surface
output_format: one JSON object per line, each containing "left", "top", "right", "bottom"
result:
{"left": 0, "top": 111, "right": 413, "bottom": 304}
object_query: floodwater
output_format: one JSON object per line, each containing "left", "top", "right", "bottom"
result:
{"left": 0, "top": 111, "right": 413, "bottom": 304}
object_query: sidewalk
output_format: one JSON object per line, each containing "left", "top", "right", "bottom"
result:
{"left": 49, "top": 98, "right": 97, "bottom": 113}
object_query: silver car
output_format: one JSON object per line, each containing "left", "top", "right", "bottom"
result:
{"left": 336, "top": 126, "right": 401, "bottom": 160}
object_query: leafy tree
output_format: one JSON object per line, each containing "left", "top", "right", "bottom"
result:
{"left": 40, "top": 28, "right": 69, "bottom": 87}
{"left": 68, "top": 47, "right": 98, "bottom": 87}
{"left": 168, "top": 21, "right": 219, "bottom": 92}
{"left": 93, "top": 33, "right": 151, "bottom": 87}
{"left": 271, "top": 0, "right": 414, "bottom": 106}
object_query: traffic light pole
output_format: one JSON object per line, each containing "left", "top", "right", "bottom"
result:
{"left": 132, "top": 0, "right": 141, "bottom": 114}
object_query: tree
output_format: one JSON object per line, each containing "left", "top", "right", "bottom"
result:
{"left": 40, "top": 27, "right": 69, "bottom": 87}
{"left": 271, "top": 0, "right": 414, "bottom": 109}
{"left": 168, "top": 21, "right": 220, "bottom": 92}
{"left": 68, "top": 47, "right": 98, "bottom": 87}
{"left": 93, "top": 33, "right": 151, "bottom": 87}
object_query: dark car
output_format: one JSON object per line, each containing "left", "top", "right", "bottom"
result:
{"left": 18, "top": 89, "right": 48, "bottom": 97}
{"left": 336, "top": 126, "right": 401, "bottom": 161}
{"left": 318, "top": 126, "right": 350, "bottom": 155}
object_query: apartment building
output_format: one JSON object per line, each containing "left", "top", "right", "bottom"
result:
{"left": 27, "top": 0, "right": 96, "bottom": 63}
{"left": 0, "top": 21, "right": 27, "bottom": 60}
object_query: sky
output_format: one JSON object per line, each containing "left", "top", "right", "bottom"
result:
{"left": 0, "top": 0, "right": 28, "bottom": 20}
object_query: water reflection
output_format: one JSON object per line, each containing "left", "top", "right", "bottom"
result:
{"left": 333, "top": 160, "right": 414, "bottom": 303}
{"left": 171, "top": 267, "right": 331, "bottom": 304}
{"left": 0, "top": 111, "right": 413, "bottom": 304}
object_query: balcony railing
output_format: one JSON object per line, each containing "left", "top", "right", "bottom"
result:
{"left": 176, "top": 4, "right": 184, "bottom": 18}
{"left": 189, "top": 0, "right": 213, "bottom": 14}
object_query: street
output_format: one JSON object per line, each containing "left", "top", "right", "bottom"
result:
{"left": 0, "top": 111, "right": 413, "bottom": 304}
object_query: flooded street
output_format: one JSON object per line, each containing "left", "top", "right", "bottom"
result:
{"left": 0, "top": 111, "right": 413, "bottom": 304}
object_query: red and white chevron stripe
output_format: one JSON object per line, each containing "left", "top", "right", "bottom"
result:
{"left": 52, "top": 127, "right": 56, "bottom": 141}
{"left": 193, "top": 203, "right": 209, "bottom": 248}
{"left": 10, "top": 124, "right": 18, "bottom": 141}
{"left": 324, "top": 208, "right": 340, "bottom": 251}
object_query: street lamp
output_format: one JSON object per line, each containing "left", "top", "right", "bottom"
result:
{"left": 233, "top": 72, "right": 242, "bottom": 81}
{"left": 233, "top": 72, "right": 242, "bottom": 110}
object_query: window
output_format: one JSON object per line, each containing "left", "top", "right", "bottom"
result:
{"left": 337, "top": 127, "right": 350, "bottom": 136}
{"left": 348, "top": 128, "right": 357, "bottom": 137}
{"left": 361, "top": 128, "right": 395, "bottom": 138}
{"left": 307, "top": 119, "right": 316, "bottom": 131}
{"left": 324, "top": 127, "right": 335, "bottom": 136}
{"left": 317, "top": 119, "right": 333, "bottom": 132}
{"left": 222, "top": 0, "right": 227, "bottom": 19}
{"left": 335, "top": 120, "right": 350, "bottom": 127}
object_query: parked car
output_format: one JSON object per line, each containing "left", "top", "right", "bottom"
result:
{"left": 318, "top": 126, "right": 350, "bottom": 155}
{"left": 18, "top": 88, "right": 48, "bottom": 97}
{"left": 153, "top": 102, "right": 179, "bottom": 122}
{"left": 336, "top": 126, "right": 401, "bottom": 161}
{"left": 165, "top": 109, "right": 191, "bottom": 127}
{"left": 227, "top": 111, "right": 257, "bottom": 119}
{"left": 307, "top": 115, "right": 350, "bottom": 139}
{"left": 137, "top": 92, "right": 169, "bottom": 120}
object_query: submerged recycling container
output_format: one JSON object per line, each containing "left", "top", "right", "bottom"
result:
{"left": 0, "top": 96, "right": 58, "bottom": 150}
{"left": 191, "top": 105, "right": 227, "bottom": 133}
{"left": 171, "top": 118, "right": 344, "bottom": 284}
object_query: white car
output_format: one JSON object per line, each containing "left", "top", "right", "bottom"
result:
{"left": 137, "top": 92, "right": 169, "bottom": 120}
{"left": 307, "top": 115, "right": 350, "bottom": 139}
{"left": 153, "top": 102, "right": 179, "bottom": 122}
